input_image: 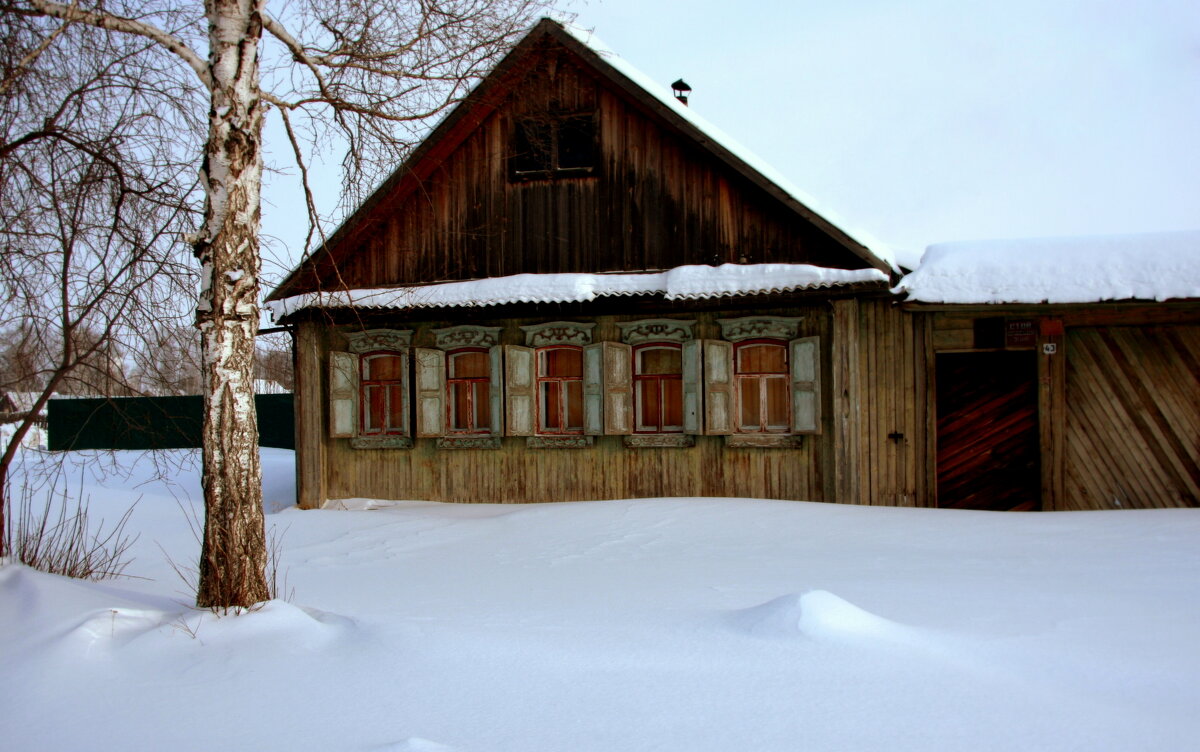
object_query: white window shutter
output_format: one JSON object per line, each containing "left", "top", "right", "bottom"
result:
{"left": 328, "top": 351, "right": 358, "bottom": 438}
{"left": 703, "top": 339, "right": 734, "bottom": 435}
{"left": 681, "top": 340, "right": 702, "bottom": 435}
{"left": 602, "top": 341, "right": 632, "bottom": 435}
{"left": 583, "top": 343, "right": 604, "bottom": 436}
{"left": 489, "top": 345, "right": 504, "bottom": 436}
{"left": 790, "top": 336, "right": 821, "bottom": 434}
{"left": 504, "top": 345, "right": 534, "bottom": 436}
{"left": 414, "top": 348, "right": 446, "bottom": 438}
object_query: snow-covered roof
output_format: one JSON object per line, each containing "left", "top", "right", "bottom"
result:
{"left": 893, "top": 230, "right": 1200, "bottom": 304}
{"left": 267, "top": 20, "right": 894, "bottom": 305}
{"left": 562, "top": 24, "right": 896, "bottom": 271}
{"left": 268, "top": 263, "right": 889, "bottom": 317}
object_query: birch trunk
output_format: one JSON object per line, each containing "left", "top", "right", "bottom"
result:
{"left": 193, "top": 0, "right": 269, "bottom": 608}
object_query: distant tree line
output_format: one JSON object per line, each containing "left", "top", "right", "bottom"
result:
{"left": 0, "top": 324, "right": 293, "bottom": 399}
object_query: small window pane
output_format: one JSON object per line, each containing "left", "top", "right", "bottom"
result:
{"left": 364, "top": 385, "right": 384, "bottom": 432}
{"left": 474, "top": 382, "right": 491, "bottom": 430}
{"left": 739, "top": 379, "right": 760, "bottom": 431}
{"left": 387, "top": 384, "right": 405, "bottom": 429}
{"left": 737, "top": 343, "right": 786, "bottom": 374}
{"left": 450, "top": 382, "right": 471, "bottom": 431}
{"left": 565, "top": 380, "right": 583, "bottom": 429}
{"left": 540, "top": 381, "right": 560, "bottom": 431}
{"left": 450, "top": 350, "right": 489, "bottom": 379}
{"left": 638, "top": 347, "right": 682, "bottom": 375}
{"left": 764, "top": 376, "right": 789, "bottom": 430}
{"left": 637, "top": 380, "right": 661, "bottom": 432}
{"left": 512, "top": 119, "right": 551, "bottom": 174}
{"left": 541, "top": 347, "right": 582, "bottom": 378}
{"left": 557, "top": 116, "right": 595, "bottom": 170}
{"left": 366, "top": 354, "right": 404, "bottom": 380}
{"left": 661, "top": 378, "right": 683, "bottom": 429}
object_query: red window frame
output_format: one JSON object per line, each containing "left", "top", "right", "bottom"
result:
{"left": 734, "top": 339, "right": 790, "bottom": 434}
{"left": 446, "top": 348, "right": 491, "bottom": 435}
{"left": 360, "top": 351, "right": 406, "bottom": 436}
{"left": 633, "top": 343, "right": 683, "bottom": 433}
{"left": 536, "top": 345, "right": 584, "bottom": 435}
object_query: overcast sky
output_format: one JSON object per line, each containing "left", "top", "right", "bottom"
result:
{"left": 261, "top": 0, "right": 1200, "bottom": 275}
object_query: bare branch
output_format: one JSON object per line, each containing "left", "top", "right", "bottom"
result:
{"left": 25, "top": 0, "right": 211, "bottom": 89}
{"left": 0, "top": 13, "right": 69, "bottom": 96}
{"left": 275, "top": 105, "right": 326, "bottom": 255}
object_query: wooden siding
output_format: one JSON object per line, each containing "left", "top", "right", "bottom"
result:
{"left": 832, "top": 300, "right": 932, "bottom": 506}
{"left": 1061, "top": 325, "right": 1200, "bottom": 509}
{"left": 301, "top": 304, "right": 835, "bottom": 507}
{"left": 280, "top": 41, "right": 863, "bottom": 299}
{"left": 922, "top": 308, "right": 1200, "bottom": 511}
{"left": 293, "top": 300, "right": 1200, "bottom": 511}
{"left": 294, "top": 320, "right": 326, "bottom": 509}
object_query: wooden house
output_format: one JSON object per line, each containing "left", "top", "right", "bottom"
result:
{"left": 268, "top": 19, "right": 1199, "bottom": 512}
{"left": 267, "top": 18, "right": 903, "bottom": 508}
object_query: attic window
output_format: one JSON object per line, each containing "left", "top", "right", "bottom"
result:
{"left": 509, "top": 112, "right": 597, "bottom": 181}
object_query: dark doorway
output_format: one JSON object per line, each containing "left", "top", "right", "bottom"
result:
{"left": 936, "top": 351, "right": 1040, "bottom": 510}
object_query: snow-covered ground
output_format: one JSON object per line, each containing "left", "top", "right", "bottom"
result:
{"left": 2, "top": 448, "right": 1198, "bottom": 751}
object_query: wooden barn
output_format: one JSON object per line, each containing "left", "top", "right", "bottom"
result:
{"left": 268, "top": 19, "right": 1200, "bottom": 512}
{"left": 891, "top": 233, "right": 1200, "bottom": 511}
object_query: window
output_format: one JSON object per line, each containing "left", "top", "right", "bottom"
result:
{"left": 506, "top": 321, "right": 596, "bottom": 443}
{"left": 328, "top": 328, "right": 413, "bottom": 449}
{"left": 447, "top": 348, "right": 492, "bottom": 434}
{"left": 416, "top": 325, "right": 503, "bottom": 446}
{"left": 734, "top": 340, "right": 790, "bottom": 433}
{"left": 702, "top": 318, "right": 821, "bottom": 443}
{"left": 361, "top": 352, "right": 407, "bottom": 435}
{"left": 537, "top": 346, "right": 584, "bottom": 434}
{"left": 633, "top": 344, "right": 684, "bottom": 433}
{"left": 509, "top": 112, "right": 597, "bottom": 181}
{"left": 619, "top": 319, "right": 698, "bottom": 446}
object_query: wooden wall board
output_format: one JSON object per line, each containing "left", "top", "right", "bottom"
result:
{"left": 1063, "top": 326, "right": 1200, "bottom": 509}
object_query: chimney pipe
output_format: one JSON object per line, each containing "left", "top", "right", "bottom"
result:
{"left": 671, "top": 79, "right": 692, "bottom": 106}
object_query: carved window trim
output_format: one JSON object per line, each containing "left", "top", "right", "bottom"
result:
{"left": 718, "top": 316, "right": 804, "bottom": 343}
{"left": 521, "top": 321, "right": 595, "bottom": 348}
{"left": 624, "top": 434, "right": 695, "bottom": 449}
{"left": 526, "top": 435, "right": 594, "bottom": 449}
{"left": 432, "top": 325, "right": 501, "bottom": 351}
{"left": 618, "top": 318, "right": 696, "bottom": 347}
{"left": 346, "top": 328, "right": 413, "bottom": 353}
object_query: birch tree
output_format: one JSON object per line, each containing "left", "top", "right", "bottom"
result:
{"left": 10, "top": 0, "right": 547, "bottom": 606}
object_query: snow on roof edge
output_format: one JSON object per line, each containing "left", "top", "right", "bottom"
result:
{"left": 894, "top": 229, "right": 1200, "bottom": 304}
{"left": 267, "top": 264, "right": 889, "bottom": 318}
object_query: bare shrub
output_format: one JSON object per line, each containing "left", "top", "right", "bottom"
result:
{"left": 6, "top": 483, "right": 138, "bottom": 581}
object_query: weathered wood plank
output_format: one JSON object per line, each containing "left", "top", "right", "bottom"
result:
{"left": 293, "top": 320, "right": 326, "bottom": 509}
{"left": 1063, "top": 326, "right": 1200, "bottom": 508}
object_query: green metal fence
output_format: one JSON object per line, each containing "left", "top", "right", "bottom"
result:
{"left": 47, "top": 394, "right": 294, "bottom": 450}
